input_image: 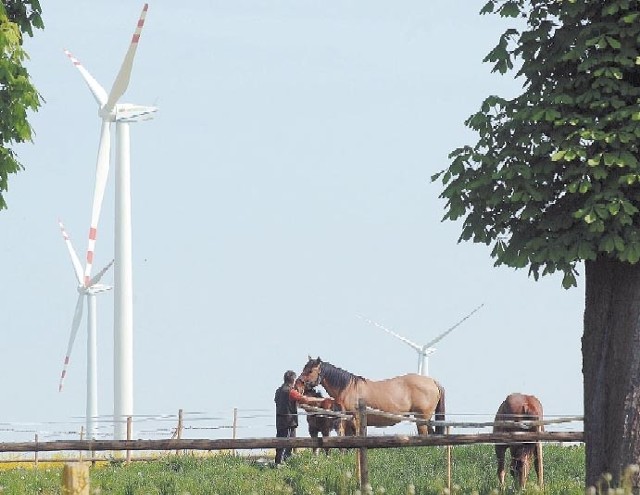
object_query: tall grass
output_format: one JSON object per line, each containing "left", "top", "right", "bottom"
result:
{"left": 0, "top": 444, "right": 586, "bottom": 494}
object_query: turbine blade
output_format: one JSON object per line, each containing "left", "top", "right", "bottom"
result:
{"left": 64, "top": 50, "right": 108, "bottom": 107}
{"left": 83, "top": 121, "right": 111, "bottom": 286}
{"left": 104, "top": 4, "right": 149, "bottom": 112}
{"left": 357, "top": 314, "right": 422, "bottom": 351}
{"left": 59, "top": 293, "right": 85, "bottom": 392}
{"left": 89, "top": 259, "right": 115, "bottom": 286}
{"left": 424, "top": 303, "right": 485, "bottom": 348}
{"left": 58, "top": 220, "right": 83, "bottom": 284}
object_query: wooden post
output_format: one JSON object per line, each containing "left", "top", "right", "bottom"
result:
{"left": 357, "top": 399, "right": 369, "bottom": 490}
{"left": 537, "top": 424, "right": 544, "bottom": 487}
{"left": 34, "top": 434, "right": 38, "bottom": 469}
{"left": 79, "top": 426, "right": 84, "bottom": 462}
{"left": 126, "top": 417, "right": 132, "bottom": 464}
{"left": 61, "top": 463, "right": 90, "bottom": 495}
{"left": 446, "top": 426, "right": 452, "bottom": 492}
{"left": 176, "top": 409, "right": 184, "bottom": 456}
{"left": 232, "top": 408, "right": 238, "bottom": 456}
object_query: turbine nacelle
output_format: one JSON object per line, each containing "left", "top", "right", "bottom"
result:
{"left": 77, "top": 283, "right": 113, "bottom": 295}
{"left": 99, "top": 103, "right": 158, "bottom": 123}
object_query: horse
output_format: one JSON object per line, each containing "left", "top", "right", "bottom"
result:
{"left": 493, "top": 393, "right": 544, "bottom": 490}
{"left": 302, "top": 388, "right": 343, "bottom": 454}
{"left": 297, "top": 356, "right": 445, "bottom": 435}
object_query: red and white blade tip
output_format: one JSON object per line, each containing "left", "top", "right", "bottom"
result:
{"left": 58, "top": 356, "right": 70, "bottom": 392}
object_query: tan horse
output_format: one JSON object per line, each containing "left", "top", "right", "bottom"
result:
{"left": 493, "top": 393, "right": 544, "bottom": 490}
{"left": 298, "top": 357, "right": 445, "bottom": 435}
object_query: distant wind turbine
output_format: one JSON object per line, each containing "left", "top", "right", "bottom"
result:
{"left": 357, "top": 304, "right": 484, "bottom": 376}
{"left": 58, "top": 220, "right": 113, "bottom": 440}
{"left": 65, "top": 3, "right": 156, "bottom": 440}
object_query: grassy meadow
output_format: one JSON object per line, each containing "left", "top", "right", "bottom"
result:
{"left": 0, "top": 444, "right": 588, "bottom": 494}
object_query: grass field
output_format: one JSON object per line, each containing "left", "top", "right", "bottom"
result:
{"left": 0, "top": 444, "right": 589, "bottom": 494}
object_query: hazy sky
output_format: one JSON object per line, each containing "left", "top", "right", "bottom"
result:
{"left": 2, "top": 1, "right": 584, "bottom": 442}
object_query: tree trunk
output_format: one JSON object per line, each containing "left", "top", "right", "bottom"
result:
{"left": 583, "top": 258, "right": 640, "bottom": 488}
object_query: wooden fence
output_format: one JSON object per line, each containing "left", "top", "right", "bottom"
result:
{"left": 2, "top": 403, "right": 584, "bottom": 494}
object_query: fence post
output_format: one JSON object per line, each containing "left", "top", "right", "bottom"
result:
{"left": 446, "top": 425, "right": 452, "bottom": 492}
{"left": 537, "top": 424, "right": 544, "bottom": 487}
{"left": 34, "top": 434, "right": 38, "bottom": 469}
{"left": 61, "top": 463, "right": 90, "bottom": 495}
{"left": 357, "top": 399, "right": 369, "bottom": 490}
{"left": 232, "top": 408, "right": 238, "bottom": 456}
{"left": 126, "top": 417, "right": 132, "bottom": 464}
{"left": 79, "top": 426, "right": 84, "bottom": 462}
{"left": 176, "top": 409, "right": 184, "bottom": 456}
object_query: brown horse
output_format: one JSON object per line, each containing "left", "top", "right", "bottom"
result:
{"left": 302, "top": 388, "right": 343, "bottom": 454}
{"left": 298, "top": 357, "right": 445, "bottom": 435}
{"left": 493, "top": 393, "right": 544, "bottom": 490}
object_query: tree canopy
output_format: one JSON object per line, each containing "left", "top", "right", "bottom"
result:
{"left": 0, "top": 0, "right": 43, "bottom": 210}
{"left": 433, "top": 0, "right": 640, "bottom": 289}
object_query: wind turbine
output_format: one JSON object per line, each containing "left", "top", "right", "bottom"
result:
{"left": 65, "top": 3, "right": 157, "bottom": 439}
{"left": 58, "top": 220, "right": 114, "bottom": 440}
{"left": 357, "top": 304, "right": 484, "bottom": 376}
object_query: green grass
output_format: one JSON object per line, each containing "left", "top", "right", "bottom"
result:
{"left": 0, "top": 445, "right": 586, "bottom": 494}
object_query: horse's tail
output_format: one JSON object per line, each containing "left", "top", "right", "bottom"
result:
{"left": 435, "top": 381, "right": 446, "bottom": 435}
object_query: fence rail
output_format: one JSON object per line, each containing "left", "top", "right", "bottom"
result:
{"left": 0, "top": 431, "right": 583, "bottom": 454}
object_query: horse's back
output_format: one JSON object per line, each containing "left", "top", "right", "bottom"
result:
{"left": 494, "top": 393, "right": 543, "bottom": 433}
{"left": 356, "top": 374, "right": 441, "bottom": 416}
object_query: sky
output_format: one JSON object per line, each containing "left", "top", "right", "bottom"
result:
{"left": 1, "top": 1, "right": 585, "bottom": 444}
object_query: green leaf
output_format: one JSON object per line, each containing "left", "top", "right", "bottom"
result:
{"left": 551, "top": 150, "right": 566, "bottom": 161}
{"left": 562, "top": 272, "right": 577, "bottom": 289}
{"left": 600, "top": 236, "right": 616, "bottom": 253}
{"left": 606, "top": 36, "right": 621, "bottom": 49}
{"left": 499, "top": 2, "right": 520, "bottom": 18}
{"left": 587, "top": 155, "right": 602, "bottom": 166}
{"left": 479, "top": 1, "right": 494, "bottom": 15}
{"left": 608, "top": 202, "right": 621, "bottom": 216}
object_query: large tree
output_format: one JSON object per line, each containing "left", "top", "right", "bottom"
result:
{"left": 433, "top": 0, "right": 640, "bottom": 487}
{"left": 0, "top": 0, "right": 43, "bottom": 211}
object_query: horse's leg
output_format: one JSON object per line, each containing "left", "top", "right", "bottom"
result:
{"left": 495, "top": 444, "right": 507, "bottom": 489}
{"left": 321, "top": 423, "right": 331, "bottom": 455}
{"left": 416, "top": 413, "right": 430, "bottom": 435}
{"left": 535, "top": 440, "right": 544, "bottom": 487}
{"left": 309, "top": 427, "right": 320, "bottom": 455}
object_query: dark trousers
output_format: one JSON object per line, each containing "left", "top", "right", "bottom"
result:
{"left": 275, "top": 426, "right": 296, "bottom": 464}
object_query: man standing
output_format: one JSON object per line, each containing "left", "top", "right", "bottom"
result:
{"left": 274, "top": 370, "right": 331, "bottom": 465}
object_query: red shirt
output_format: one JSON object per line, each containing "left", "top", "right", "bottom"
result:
{"left": 289, "top": 388, "right": 304, "bottom": 402}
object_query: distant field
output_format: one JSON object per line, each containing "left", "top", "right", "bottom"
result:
{"left": 0, "top": 444, "right": 586, "bottom": 494}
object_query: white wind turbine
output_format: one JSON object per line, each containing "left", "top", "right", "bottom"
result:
{"left": 58, "top": 220, "right": 114, "bottom": 440}
{"left": 65, "top": 3, "right": 157, "bottom": 439}
{"left": 358, "top": 304, "right": 484, "bottom": 376}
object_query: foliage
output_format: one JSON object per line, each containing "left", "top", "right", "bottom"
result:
{"left": 0, "top": 445, "right": 586, "bottom": 494}
{"left": 0, "top": 0, "right": 43, "bottom": 211}
{"left": 432, "top": 0, "right": 640, "bottom": 288}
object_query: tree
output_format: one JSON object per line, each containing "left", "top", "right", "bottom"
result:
{"left": 432, "top": 0, "right": 640, "bottom": 488}
{"left": 0, "top": 0, "right": 43, "bottom": 211}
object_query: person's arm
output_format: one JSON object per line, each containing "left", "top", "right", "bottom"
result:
{"left": 289, "top": 388, "right": 334, "bottom": 407}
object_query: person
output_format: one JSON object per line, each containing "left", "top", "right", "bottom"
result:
{"left": 274, "top": 370, "right": 333, "bottom": 465}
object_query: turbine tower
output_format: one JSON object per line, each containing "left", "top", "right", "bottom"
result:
{"left": 65, "top": 3, "right": 157, "bottom": 439}
{"left": 58, "top": 220, "right": 113, "bottom": 440}
{"left": 358, "top": 304, "right": 484, "bottom": 376}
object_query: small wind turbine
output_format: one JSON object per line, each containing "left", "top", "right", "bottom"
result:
{"left": 358, "top": 304, "right": 484, "bottom": 376}
{"left": 58, "top": 220, "right": 113, "bottom": 440}
{"left": 65, "top": 3, "right": 156, "bottom": 439}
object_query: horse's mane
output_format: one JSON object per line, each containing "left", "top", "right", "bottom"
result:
{"left": 321, "top": 361, "right": 366, "bottom": 391}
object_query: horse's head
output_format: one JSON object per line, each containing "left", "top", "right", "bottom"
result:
{"left": 298, "top": 356, "right": 323, "bottom": 389}
{"left": 510, "top": 447, "right": 532, "bottom": 489}
{"left": 293, "top": 378, "right": 306, "bottom": 393}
